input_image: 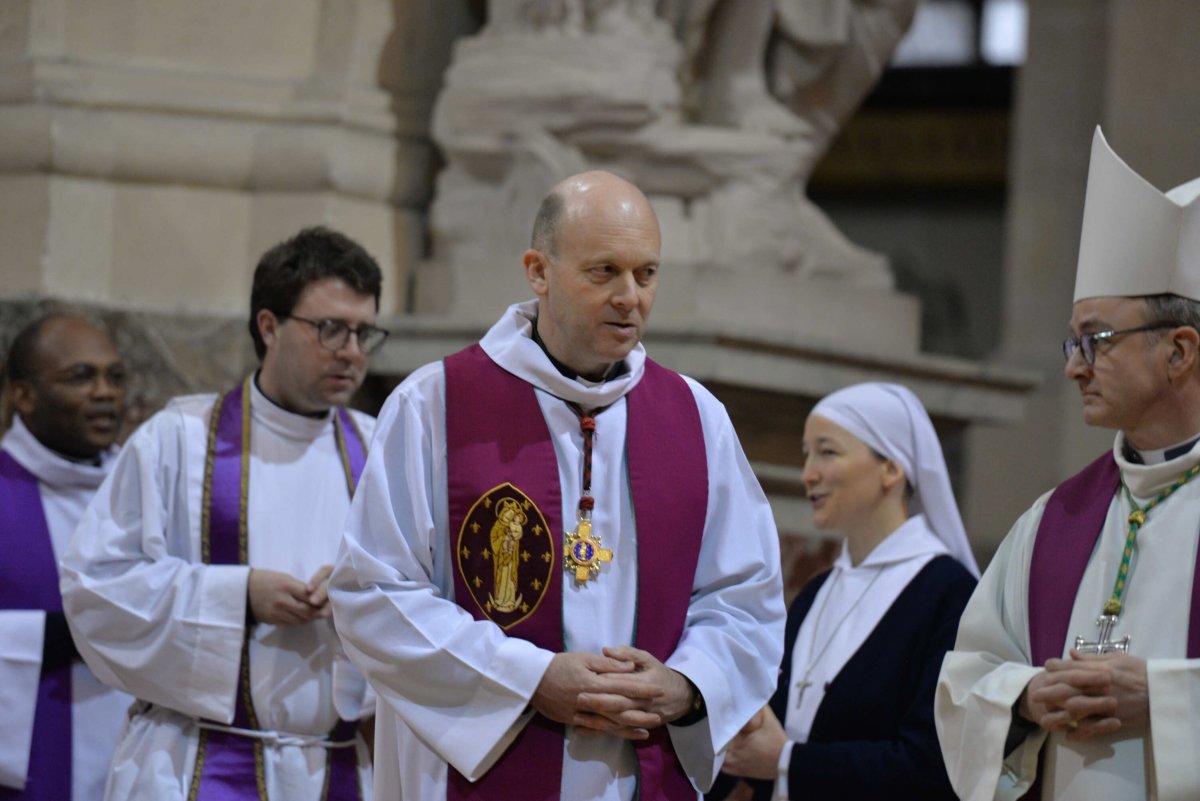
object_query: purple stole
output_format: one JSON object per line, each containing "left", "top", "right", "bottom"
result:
{"left": 444, "top": 345, "right": 708, "bottom": 801}
{"left": 1029, "top": 451, "right": 1200, "bottom": 664}
{"left": 0, "top": 452, "right": 71, "bottom": 801}
{"left": 187, "top": 377, "right": 365, "bottom": 801}
{"left": 1025, "top": 451, "right": 1200, "bottom": 798}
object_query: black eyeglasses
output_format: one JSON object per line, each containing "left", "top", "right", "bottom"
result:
{"left": 286, "top": 315, "right": 390, "bottom": 355}
{"left": 1061, "top": 322, "right": 1183, "bottom": 365}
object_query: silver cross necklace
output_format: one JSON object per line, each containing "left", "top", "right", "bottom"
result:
{"left": 793, "top": 566, "right": 883, "bottom": 708}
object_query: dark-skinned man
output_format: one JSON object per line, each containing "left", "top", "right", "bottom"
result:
{"left": 0, "top": 314, "right": 133, "bottom": 800}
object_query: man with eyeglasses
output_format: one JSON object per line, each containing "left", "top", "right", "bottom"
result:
{"left": 62, "top": 227, "right": 386, "bottom": 800}
{"left": 329, "top": 171, "right": 784, "bottom": 800}
{"left": 1, "top": 314, "right": 134, "bottom": 800}
{"left": 936, "top": 128, "right": 1200, "bottom": 800}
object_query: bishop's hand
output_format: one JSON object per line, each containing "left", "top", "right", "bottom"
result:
{"left": 1058, "top": 650, "right": 1149, "bottom": 738}
{"left": 1020, "top": 649, "right": 1147, "bottom": 739}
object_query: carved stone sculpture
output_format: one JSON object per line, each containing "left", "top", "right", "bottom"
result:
{"left": 419, "top": 0, "right": 922, "bottom": 355}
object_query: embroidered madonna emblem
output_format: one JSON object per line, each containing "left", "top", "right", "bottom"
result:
{"left": 457, "top": 483, "right": 555, "bottom": 629}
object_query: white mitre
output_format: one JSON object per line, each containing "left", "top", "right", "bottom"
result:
{"left": 1074, "top": 126, "right": 1200, "bottom": 302}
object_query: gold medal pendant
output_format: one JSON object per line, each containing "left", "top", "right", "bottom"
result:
{"left": 564, "top": 517, "right": 612, "bottom": 583}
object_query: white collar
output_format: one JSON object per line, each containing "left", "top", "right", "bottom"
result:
{"left": 833, "top": 514, "right": 950, "bottom": 573}
{"left": 249, "top": 375, "right": 335, "bottom": 442}
{"left": 0, "top": 416, "right": 116, "bottom": 491}
{"left": 479, "top": 300, "right": 647, "bottom": 408}
{"left": 1113, "top": 431, "right": 1200, "bottom": 499}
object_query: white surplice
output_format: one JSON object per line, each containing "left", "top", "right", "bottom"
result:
{"left": 60, "top": 380, "right": 375, "bottom": 801}
{"left": 330, "top": 300, "right": 786, "bottom": 801}
{"left": 0, "top": 417, "right": 133, "bottom": 798}
{"left": 936, "top": 435, "right": 1200, "bottom": 801}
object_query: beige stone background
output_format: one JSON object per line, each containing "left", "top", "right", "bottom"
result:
{"left": 3, "top": 0, "right": 1199, "bottom": 596}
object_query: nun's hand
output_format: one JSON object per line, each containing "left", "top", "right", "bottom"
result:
{"left": 722, "top": 705, "right": 787, "bottom": 781}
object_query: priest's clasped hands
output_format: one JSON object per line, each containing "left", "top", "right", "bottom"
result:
{"left": 531, "top": 646, "right": 696, "bottom": 740}
{"left": 1019, "top": 649, "right": 1149, "bottom": 740}
{"left": 247, "top": 565, "right": 335, "bottom": 626}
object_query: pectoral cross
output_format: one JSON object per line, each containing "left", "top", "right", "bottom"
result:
{"left": 1073, "top": 613, "right": 1131, "bottom": 655}
{"left": 794, "top": 679, "right": 811, "bottom": 708}
{"left": 563, "top": 518, "right": 612, "bottom": 583}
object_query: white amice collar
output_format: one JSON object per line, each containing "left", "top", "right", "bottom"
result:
{"left": 1113, "top": 431, "right": 1200, "bottom": 499}
{"left": 480, "top": 300, "right": 647, "bottom": 408}
{"left": 0, "top": 415, "right": 115, "bottom": 491}
{"left": 249, "top": 374, "right": 335, "bottom": 442}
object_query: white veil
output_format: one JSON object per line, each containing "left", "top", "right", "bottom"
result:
{"left": 810, "top": 382, "right": 980, "bottom": 577}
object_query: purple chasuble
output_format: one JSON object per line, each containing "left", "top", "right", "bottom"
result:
{"left": 189, "top": 378, "right": 365, "bottom": 801}
{"left": 1025, "top": 451, "right": 1200, "bottom": 800}
{"left": 0, "top": 451, "right": 71, "bottom": 801}
{"left": 444, "top": 345, "right": 707, "bottom": 801}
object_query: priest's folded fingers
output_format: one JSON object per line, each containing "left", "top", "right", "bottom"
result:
{"left": 306, "top": 564, "right": 334, "bottom": 593}
{"left": 587, "top": 672, "right": 666, "bottom": 701}
{"left": 576, "top": 691, "right": 659, "bottom": 718}
{"left": 285, "top": 597, "right": 324, "bottom": 625}
{"left": 576, "top": 690, "right": 632, "bottom": 709}
{"left": 581, "top": 652, "right": 637, "bottom": 675}
{"left": 306, "top": 581, "right": 331, "bottom": 609}
{"left": 602, "top": 645, "right": 655, "bottom": 665}
{"left": 573, "top": 725, "right": 651, "bottom": 741}
{"left": 571, "top": 712, "right": 652, "bottom": 740}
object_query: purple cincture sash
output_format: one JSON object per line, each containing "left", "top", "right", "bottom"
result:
{"left": 189, "top": 378, "right": 365, "bottom": 801}
{"left": 0, "top": 451, "right": 72, "bottom": 801}
{"left": 1025, "top": 451, "right": 1200, "bottom": 800}
{"left": 444, "top": 345, "right": 707, "bottom": 801}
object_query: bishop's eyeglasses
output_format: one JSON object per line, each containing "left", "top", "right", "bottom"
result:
{"left": 287, "top": 315, "right": 390, "bottom": 355}
{"left": 1061, "top": 322, "right": 1183, "bottom": 365}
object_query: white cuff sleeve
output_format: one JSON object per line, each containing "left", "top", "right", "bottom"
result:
{"left": 775, "top": 739, "right": 794, "bottom": 801}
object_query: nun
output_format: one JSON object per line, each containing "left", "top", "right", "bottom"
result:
{"left": 717, "top": 382, "right": 979, "bottom": 800}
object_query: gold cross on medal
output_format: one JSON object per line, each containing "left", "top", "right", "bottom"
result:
{"left": 564, "top": 517, "right": 611, "bottom": 583}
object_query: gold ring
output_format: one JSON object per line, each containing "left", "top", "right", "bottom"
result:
{"left": 1068, "top": 720, "right": 1079, "bottom": 730}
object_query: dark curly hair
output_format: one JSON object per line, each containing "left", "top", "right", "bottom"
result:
{"left": 248, "top": 227, "right": 382, "bottom": 359}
